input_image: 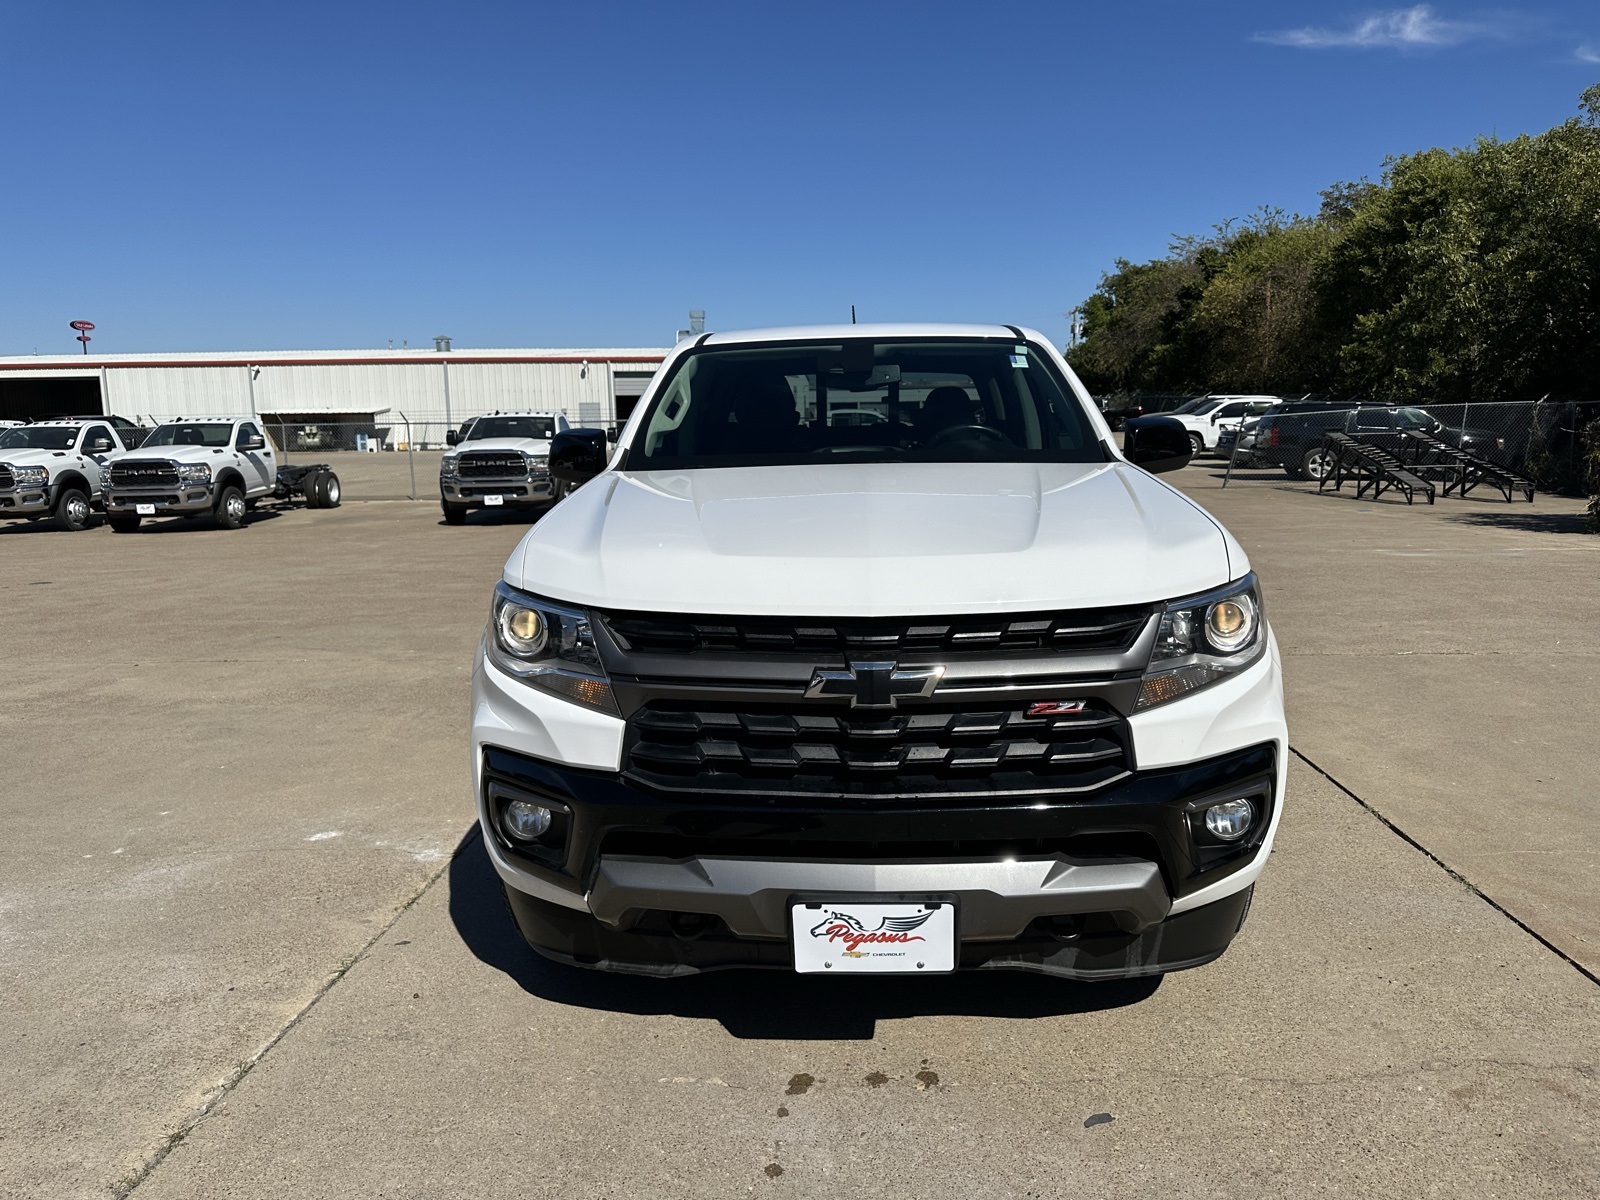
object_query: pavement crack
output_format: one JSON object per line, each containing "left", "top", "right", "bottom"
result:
{"left": 113, "top": 826, "right": 471, "bottom": 1197}
{"left": 1290, "top": 746, "right": 1600, "bottom": 991}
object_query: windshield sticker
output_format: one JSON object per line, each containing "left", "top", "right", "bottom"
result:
{"left": 1009, "top": 354, "right": 1027, "bottom": 368}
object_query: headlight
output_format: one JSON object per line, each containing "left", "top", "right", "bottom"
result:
{"left": 11, "top": 465, "right": 47, "bottom": 486}
{"left": 526, "top": 454, "right": 548, "bottom": 472}
{"left": 486, "top": 583, "right": 617, "bottom": 715}
{"left": 1135, "top": 574, "right": 1265, "bottom": 711}
{"left": 440, "top": 456, "right": 459, "bottom": 477}
{"left": 177, "top": 463, "right": 211, "bottom": 483}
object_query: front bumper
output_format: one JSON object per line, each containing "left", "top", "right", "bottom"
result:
{"left": 0, "top": 487, "right": 51, "bottom": 515}
{"left": 471, "top": 634, "right": 1287, "bottom": 978}
{"left": 106, "top": 484, "right": 216, "bottom": 515}
{"left": 441, "top": 474, "right": 554, "bottom": 507}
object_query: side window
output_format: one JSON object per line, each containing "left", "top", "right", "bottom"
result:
{"left": 237, "top": 422, "right": 264, "bottom": 448}
{"left": 1216, "top": 404, "right": 1246, "bottom": 420}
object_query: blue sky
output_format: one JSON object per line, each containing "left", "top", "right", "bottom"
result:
{"left": 2, "top": 1, "right": 1596, "bottom": 354}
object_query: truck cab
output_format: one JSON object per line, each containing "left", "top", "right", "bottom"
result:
{"left": 439, "top": 411, "right": 572, "bottom": 525}
{"left": 103, "top": 416, "right": 276, "bottom": 532}
{"left": 0, "top": 419, "right": 130, "bottom": 531}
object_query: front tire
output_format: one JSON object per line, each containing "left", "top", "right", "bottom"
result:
{"left": 1189, "top": 432, "right": 1205, "bottom": 458}
{"left": 53, "top": 488, "right": 92, "bottom": 532}
{"left": 215, "top": 485, "right": 247, "bottom": 530}
{"left": 109, "top": 516, "right": 142, "bottom": 533}
{"left": 442, "top": 500, "right": 468, "bottom": 525}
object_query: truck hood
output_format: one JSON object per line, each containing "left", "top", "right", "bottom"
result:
{"left": 512, "top": 462, "right": 1243, "bottom": 617}
{"left": 454, "top": 438, "right": 552, "bottom": 456}
{"left": 0, "top": 448, "right": 83, "bottom": 470}
{"left": 125, "top": 446, "right": 231, "bottom": 465}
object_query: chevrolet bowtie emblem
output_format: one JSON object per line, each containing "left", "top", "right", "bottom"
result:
{"left": 804, "top": 661, "right": 944, "bottom": 709}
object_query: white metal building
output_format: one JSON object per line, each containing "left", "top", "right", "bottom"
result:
{"left": 0, "top": 347, "right": 669, "bottom": 442}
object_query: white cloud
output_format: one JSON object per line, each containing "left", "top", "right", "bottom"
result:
{"left": 1256, "top": 6, "right": 1495, "bottom": 50}
{"left": 1577, "top": 44, "right": 1600, "bottom": 64}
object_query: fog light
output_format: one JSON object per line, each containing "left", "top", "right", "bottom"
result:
{"left": 502, "top": 799, "right": 552, "bottom": 841}
{"left": 1204, "top": 798, "right": 1254, "bottom": 841}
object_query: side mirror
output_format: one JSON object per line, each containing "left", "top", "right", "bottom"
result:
{"left": 605, "top": 425, "right": 619, "bottom": 443}
{"left": 550, "top": 429, "right": 608, "bottom": 488}
{"left": 239, "top": 433, "right": 266, "bottom": 451}
{"left": 88, "top": 438, "right": 113, "bottom": 452}
{"left": 1122, "top": 415, "right": 1193, "bottom": 474}
{"left": 446, "top": 430, "right": 462, "bottom": 446}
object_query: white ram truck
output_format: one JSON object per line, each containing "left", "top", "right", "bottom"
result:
{"left": 0, "top": 419, "right": 132, "bottom": 531}
{"left": 472, "top": 324, "right": 1287, "bottom": 983}
{"left": 439, "top": 411, "right": 572, "bottom": 525}
{"left": 103, "top": 416, "right": 277, "bottom": 532}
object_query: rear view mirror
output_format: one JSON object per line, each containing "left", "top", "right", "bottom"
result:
{"left": 1122, "top": 416, "right": 1193, "bottom": 474}
{"left": 550, "top": 429, "right": 608, "bottom": 488}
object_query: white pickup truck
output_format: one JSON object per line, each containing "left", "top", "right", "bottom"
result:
{"left": 471, "top": 324, "right": 1286, "bottom": 983}
{"left": 439, "top": 411, "right": 572, "bottom": 525}
{"left": 0, "top": 419, "right": 132, "bottom": 531}
{"left": 103, "top": 416, "right": 277, "bottom": 532}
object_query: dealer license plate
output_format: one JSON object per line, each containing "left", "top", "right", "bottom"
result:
{"left": 791, "top": 901, "right": 956, "bottom": 974}
{"left": 483, "top": 494, "right": 505, "bottom": 506}
{"left": 135, "top": 504, "right": 156, "bottom": 515}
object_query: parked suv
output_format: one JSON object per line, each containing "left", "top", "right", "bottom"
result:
{"left": 440, "top": 410, "right": 572, "bottom": 525}
{"left": 1254, "top": 402, "right": 1504, "bottom": 481}
{"left": 103, "top": 416, "right": 276, "bottom": 531}
{"left": 0, "top": 419, "right": 132, "bottom": 531}
{"left": 471, "top": 325, "right": 1286, "bottom": 982}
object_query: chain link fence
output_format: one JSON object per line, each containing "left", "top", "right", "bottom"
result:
{"left": 263, "top": 414, "right": 523, "bottom": 502}
{"left": 1171, "top": 400, "right": 1600, "bottom": 501}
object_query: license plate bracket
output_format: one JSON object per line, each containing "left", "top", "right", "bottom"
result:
{"left": 790, "top": 894, "right": 958, "bottom": 974}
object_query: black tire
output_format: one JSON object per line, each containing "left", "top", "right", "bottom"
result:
{"left": 1301, "top": 447, "right": 1335, "bottom": 483}
{"left": 441, "top": 500, "right": 468, "bottom": 525}
{"left": 53, "top": 487, "right": 92, "bottom": 532}
{"left": 108, "top": 515, "right": 142, "bottom": 533}
{"left": 215, "top": 484, "right": 247, "bottom": 530}
{"left": 314, "top": 471, "right": 341, "bottom": 508}
{"left": 1189, "top": 432, "right": 1205, "bottom": 458}
{"left": 301, "top": 471, "right": 325, "bottom": 508}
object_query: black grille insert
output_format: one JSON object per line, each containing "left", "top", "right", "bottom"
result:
{"left": 603, "top": 606, "right": 1152, "bottom": 659}
{"left": 0, "top": 467, "right": 15, "bottom": 490}
{"left": 110, "top": 460, "right": 179, "bottom": 488}
{"left": 459, "top": 453, "right": 529, "bottom": 477}
{"left": 624, "top": 700, "right": 1132, "bottom": 801}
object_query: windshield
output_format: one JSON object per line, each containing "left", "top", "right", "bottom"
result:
{"left": 632, "top": 339, "right": 1103, "bottom": 469}
{"left": 0, "top": 426, "right": 79, "bottom": 450}
{"left": 142, "top": 423, "right": 235, "bottom": 448}
{"left": 1395, "top": 407, "right": 1436, "bottom": 428}
{"left": 1170, "top": 398, "right": 1207, "bottom": 415}
{"left": 467, "top": 417, "right": 555, "bottom": 441}
{"left": 1190, "top": 398, "right": 1226, "bottom": 416}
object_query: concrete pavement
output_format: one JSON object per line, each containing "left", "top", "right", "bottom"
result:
{"left": 0, "top": 476, "right": 1595, "bottom": 1198}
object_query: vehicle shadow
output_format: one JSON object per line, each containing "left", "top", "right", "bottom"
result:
{"left": 1445, "top": 508, "right": 1593, "bottom": 534}
{"left": 446, "top": 827, "right": 1161, "bottom": 1040}
{"left": 119, "top": 509, "right": 285, "bottom": 533}
{"left": 437, "top": 509, "right": 549, "bottom": 528}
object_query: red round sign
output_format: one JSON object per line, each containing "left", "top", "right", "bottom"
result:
{"left": 70, "top": 320, "right": 95, "bottom": 331}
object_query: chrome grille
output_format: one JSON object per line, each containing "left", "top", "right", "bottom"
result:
{"left": 459, "top": 453, "right": 529, "bottom": 478}
{"left": 110, "top": 459, "right": 179, "bottom": 488}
